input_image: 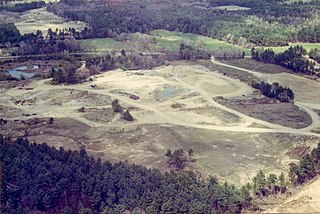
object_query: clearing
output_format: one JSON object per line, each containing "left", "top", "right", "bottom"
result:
{"left": 1, "top": 60, "right": 320, "bottom": 185}
{"left": 10, "top": 7, "right": 86, "bottom": 34}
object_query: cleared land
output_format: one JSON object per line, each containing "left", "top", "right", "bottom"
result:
{"left": 11, "top": 7, "right": 87, "bottom": 34}
{"left": 1, "top": 60, "right": 320, "bottom": 186}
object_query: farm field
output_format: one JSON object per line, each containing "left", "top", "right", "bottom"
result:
{"left": 1, "top": 60, "right": 320, "bottom": 186}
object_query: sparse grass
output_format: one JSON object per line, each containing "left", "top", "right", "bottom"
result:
{"left": 197, "top": 60, "right": 260, "bottom": 83}
{"left": 217, "top": 98, "right": 312, "bottom": 129}
{"left": 220, "top": 58, "right": 291, "bottom": 74}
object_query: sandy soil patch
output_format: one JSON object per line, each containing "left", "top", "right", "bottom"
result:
{"left": 267, "top": 176, "right": 320, "bottom": 213}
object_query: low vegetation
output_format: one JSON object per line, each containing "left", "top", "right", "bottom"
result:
{"left": 165, "top": 148, "right": 194, "bottom": 171}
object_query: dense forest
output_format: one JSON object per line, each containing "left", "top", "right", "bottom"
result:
{"left": 0, "top": 136, "right": 250, "bottom": 213}
{"left": 0, "top": 1, "right": 45, "bottom": 12}
{"left": 0, "top": 136, "right": 294, "bottom": 213}
{"left": 45, "top": 0, "right": 320, "bottom": 46}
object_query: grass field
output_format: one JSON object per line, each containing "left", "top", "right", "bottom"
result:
{"left": 149, "top": 29, "right": 251, "bottom": 55}
{"left": 265, "top": 43, "right": 320, "bottom": 53}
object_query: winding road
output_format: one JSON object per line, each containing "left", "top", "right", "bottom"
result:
{"left": 3, "top": 58, "right": 319, "bottom": 139}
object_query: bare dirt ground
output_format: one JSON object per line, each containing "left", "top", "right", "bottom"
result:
{"left": 0, "top": 7, "right": 87, "bottom": 34}
{"left": 1, "top": 61, "right": 320, "bottom": 189}
{"left": 266, "top": 176, "right": 320, "bottom": 213}
{"left": 212, "top": 58, "right": 320, "bottom": 212}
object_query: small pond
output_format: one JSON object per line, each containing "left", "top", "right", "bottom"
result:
{"left": 7, "top": 66, "right": 37, "bottom": 79}
{"left": 159, "top": 86, "right": 179, "bottom": 99}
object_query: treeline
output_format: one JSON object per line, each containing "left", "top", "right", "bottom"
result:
{"left": 179, "top": 42, "right": 211, "bottom": 60}
{"left": 0, "top": 23, "right": 20, "bottom": 45}
{"left": 0, "top": 23, "right": 95, "bottom": 47}
{"left": 0, "top": 24, "right": 80, "bottom": 55}
{"left": 1, "top": 136, "right": 252, "bottom": 213}
{"left": 19, "top": 29, "right": 79, "bottom": 55}
{"left": 252, "top": 46, "right": 316, "bottom": 75}
{"left": 49, "top": 49, "right": 174, "bottom": 84}
{"left": 289, "top": 143, "right": 320, "bottom": 187}
{"left": 0, "top": 1, "right": 45, "bottom": 13}
{"left": 252, "top": 81, "right": 294, "bottom": 102}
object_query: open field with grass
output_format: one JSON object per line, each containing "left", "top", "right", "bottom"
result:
{"left": 1, "top": 60, "right": 320, "bottom": 186}
{"left": 76, "top": 29, "right": 252, "bottom": 55}
{"left": 149, "top": 29, "right": 252, "bottom": 55}
{"left": 265, "top": 43, "right": 320, "bottom": 53}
